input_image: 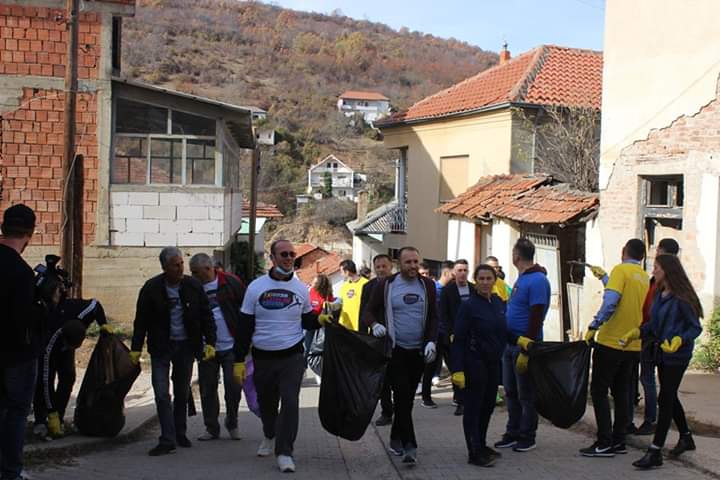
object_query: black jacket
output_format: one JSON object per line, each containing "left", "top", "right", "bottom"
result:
{"left": 359, "top": 277, "right": 381, "bottom": 333}
{"left": 131, "top": 273, "right": 216, "bottom": 357}
{"left": 213, "top": 271, "right": 246, "bottom": 342}
{"left": 439, "top": 280, "right": 475, "bottom": 336}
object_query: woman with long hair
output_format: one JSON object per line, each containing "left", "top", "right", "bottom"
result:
{"left": 451, "top": 264, "right": 507, "bottom": 467}
{"left": 619, "top": 254, "right": 703, "bottom": 469}
{"left": 305, "top": 275, "right": 335, "bottom": 383}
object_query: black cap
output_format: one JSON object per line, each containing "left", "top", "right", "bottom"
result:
{"left": 1, "top": 204, "right": 36, "bottom": 235}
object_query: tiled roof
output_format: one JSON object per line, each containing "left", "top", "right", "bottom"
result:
{"left": 377, "top": 45, "right": 602, "bottom": 127}
{"left": 339, "top": 90, "right": 389, "bottom": 101}
{"left": 241, "top": 201, "right": 284, "bottom": 218}
{"left": 295, "top": 252, "right": 343, "bottom": 285}
{"left": 294, "top": 243, "right": 323, "bottom": 259}
{"left": 437, "top": 174, "right": 598, "bottom": 225}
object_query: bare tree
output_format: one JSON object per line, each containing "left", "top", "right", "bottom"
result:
{"left": 514, "top": 105, "right": 600, "bottom": 192}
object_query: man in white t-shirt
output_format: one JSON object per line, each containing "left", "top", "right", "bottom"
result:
{"left": 189, "top": 253, "right": 246, "bottom": 442}
{"left": 233, "top": 239, "right": 328, "bottom": 473}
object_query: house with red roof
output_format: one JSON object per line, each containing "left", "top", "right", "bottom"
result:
{"left": 337, "top": 90, "right": 391, "bottom": 124}
{"left": 349, "top": 44, "right": 602, "bottom": 279}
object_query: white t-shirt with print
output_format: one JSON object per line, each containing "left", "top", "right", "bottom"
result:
{"left": 241, "top": 274, "right": 312, "bottom": 351}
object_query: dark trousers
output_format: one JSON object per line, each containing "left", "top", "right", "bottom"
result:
{"left": 388, "top": 346, "right": 425, "bottom": 449}
{"left": 379, "top": 376, "right": 393, "bottom": 418}
{"left": 627, "top": 355, "right": 641, "bottom": 426}
{"left": 590, "top": 344, "right": 635, "bottom": 446}
{"left": 463, "top": 359, "right": 500, "bottom": 455}
{"left": 253, "top": 352, "right": 305, "bottom": 456}
{"left": 0, "top": 359, "right": 38, "bottom": 480}
{"left": 198, "top": 349, "right": 241, "bottom": 437}
{"left": 502, "top": 345, "right": 537, "bottom": 442}
{"left": 150, "top": 340, "right": 195, "bottom": 447}
{"left": 653, "top": 363, "right": 690, "bottom": 447}
{"left": 640, "top": 359, "right": 658, "bottom": 423}
{"left": 33, "top": 348, "right": 76, "bottom": 424}
{"left": 421, "top": 334, "right": 461, "bottom": 403}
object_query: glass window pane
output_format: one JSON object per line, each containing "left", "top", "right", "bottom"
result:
{"left": 112, "top": 136, "right": 147, "bottom": 184}
{"left": 186, "top": 139, "right": 215, "bottom": 185}
{"left": 150, "top": 138, "right": 182, "bottom": 184}
{"left": 172, "top": 110, "right": 215, "bottom": 136}
{"left": 116, "top": 98, "right": 167, "bottom": 134}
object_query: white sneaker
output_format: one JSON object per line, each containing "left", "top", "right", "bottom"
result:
{"left": 257, "top": 437, "right": 274, "bottom": 457}
{"left": 197, "top": 431, "right": 218, "bottom": 441}
{"left": 228, "top": 427, "right": 241, "bottom": 440}
{"left": 431, "top": 376, "right": 440, "bottom": 386}
{"left": 415, "top": 383, "right": 422, "bottom": 395}
{"left": 315, "top": 373, "right": 322, "bottom": 385}
{"left": 277, "top": 455, "right": 296, "bottom": 473}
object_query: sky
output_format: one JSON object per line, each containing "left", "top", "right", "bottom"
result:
{"left": 268, "top": 0, "right": 606, "bottom": 54}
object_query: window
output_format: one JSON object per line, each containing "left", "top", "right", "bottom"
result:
{"left": 112, "top": 98, "right": 219, "bottom": 186}
{"left": 641, "top": 175, "right": 683, "bottom": 263}
{"left": 111, "top": 17, "right": 122, "bottom": 72}
{"left": 439, "top": 155, "right": 469, "bottom": 202}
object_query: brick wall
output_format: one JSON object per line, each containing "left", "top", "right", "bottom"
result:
{"left": 0, "top": 87, "right": 98, "bottom": 245}
{"left": 0, "top": 5, "right": 102, "bottom": 79}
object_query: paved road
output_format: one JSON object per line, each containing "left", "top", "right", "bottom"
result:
{"left": 28, "top": 380, "right": 713, "bottom": 480}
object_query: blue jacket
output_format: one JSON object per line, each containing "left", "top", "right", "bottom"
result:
{"left": 641, "top": 291, "right": 702, "bottom": 366}
{"left": 451, "top": 293, "right": 508, "bottom": 372}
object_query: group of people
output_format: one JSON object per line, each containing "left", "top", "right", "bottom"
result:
{"left": 0, "top": 200, "right": 705, "bottom": 478}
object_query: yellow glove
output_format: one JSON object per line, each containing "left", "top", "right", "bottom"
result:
{"left": 590, "top": 265, "right": 607, "bottom": 280}
{"left": 129, "top": 351, "right": 141, "bottom": 366}
{"left": 517, "top": 336, "right": 534, "bottom": 351}
{"left": 618, "top": 328, "right": 641, "bottom": 347}
{"left": 584, "top": 328, "right": 597, "bottom": 345}
{"left": 661, "top": 336, "right": 682, "bottom": 353}
{"left": 516, "top": 352, "right": 530, "bottom": 374}
{"left": 318, "top": 303, "right": 333, "bottom": 326}
{"left": 99, "top": 324, "right": 114, "bottom": 334}
{"left": 451, "top": 372, "right": 466, "bottom": 390}
{"left": 202, "top": 344, "right": 216, "bottom": 361}
{"left": 233, "top": 362, "right": 247, "bottom": 384}
{"left": 47, "top": 412, "right": 63, "bottom": 438}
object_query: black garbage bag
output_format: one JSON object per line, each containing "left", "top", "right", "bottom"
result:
{"left": 319, "top": 322, "right": 390, "bottom": 441}
{"left": 528, "top": 341, "right": 590, "bottom": 429}
{"left": 307, "top": 327, "right": 325, "bottom": 377}
{"left": 74, "top": 333, "right": 141, "bottom": 437}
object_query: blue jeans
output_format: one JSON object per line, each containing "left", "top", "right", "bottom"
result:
{"left": 640, "top": 360, "right": 657, "bottom": 423}
{"left": 502, "top": 345, "right": 537, "bottom": 442}
{"left": 0, "top": 359, "right": 38, "bottom": 479}
{"left": 150, "top": 341, "right": 195, "bottom": 447}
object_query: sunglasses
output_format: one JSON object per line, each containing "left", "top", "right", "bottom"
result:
{"left": 277, "top": 251, "right": 297, "bottom": 258}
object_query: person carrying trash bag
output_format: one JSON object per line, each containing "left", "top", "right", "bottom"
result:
{"left": 451, "top": 264, "right": 507, "bottom": 467}
{"left": 618, "top": 254, "right": 702, "bottom": 470}
{"left": 363, "top": 246, "right": 438, "bottom": 465}
{"left": 32, "top": 255, "right": 113, "bottom": 439}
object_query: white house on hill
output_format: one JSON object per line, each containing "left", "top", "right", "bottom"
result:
{"left": 307, "top": 154, "right": 365, "bottom": 201}
{"left": 337, "top": 90, "right": 391, "bottom": 124}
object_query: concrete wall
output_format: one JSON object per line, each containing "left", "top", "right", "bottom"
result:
{"left": 446, "top": 218, "right": 476, "bottom": 266}
{"left": 381, "top": 109, "right": 514, "bottom": 261}
{"left": 491, "top": 219, "right": 520, "bottom": 285}
{"left": 352, "top": 235, "right": 385, "bottom": 269}
{"left": 590, "top": 0, "right": 720, "bottom": 313}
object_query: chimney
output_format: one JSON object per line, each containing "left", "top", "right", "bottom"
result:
{"left": 357, "top": 190, "right": 369, "bottom": 220}
{"left": 499, "top": 42, "right": 511, "bottom": 65}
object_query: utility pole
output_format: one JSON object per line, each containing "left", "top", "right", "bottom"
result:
{"left": 60, "top": 0, "right": 83, "bottom": 297}
{"left": 247, "top": 146, "right": 260, "bottom": 281}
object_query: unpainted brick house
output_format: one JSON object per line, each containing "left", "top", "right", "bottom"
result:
{"left": 0, "top": 1, "right": 257, "bottom": 321}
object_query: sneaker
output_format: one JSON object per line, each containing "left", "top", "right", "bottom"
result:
{"left": 277, "top": 455, "right": 296, "bottom": 473}
{"left": 635, "top": 421, "right": 656, "bottom": 436}
{"left": 468, "top": 450, "right": 496, "bottom": 467}
{"left": 494, "top": 434, "right": 517, "bottom": 449}
{"left": 402, "top": 447, "right": 417, "bottom": 464}
{"left": 454, "top": 405, "right": 464, "bottom": 416}
{"left": 176, "top": 436, "right": 192, "bottom": 448}
{"left": 580, "top": 441, "right": 615, "bottom": 457}
{"left": 632, "top": 447, "right": 663, "bottom": 469}
{"left": 421, "top": 399, "right": 437, "bottom": 409}
{"left": 228, "top": 427, "right": 242, "bottom": 440}
{"left": 257, "top": 437, "right": 275, "bottom": 457}
{"left": 197, "top": 431, "right": 219, "bottom": 441}
{"left": 375, "top": 415, "right": 392, "bottom": 427}
{"left": 451, "top": 399, "right": 459, "bottom": 406}
{"left": 612, "top": 443, "right": 628, "bottom": 454}
{"left": 415, "top": 384, "right": 422, "bottom": 396}
{"left": 513, "top": 439, "right": 536, "bottom": 452}
{"left": 389, "top": 439, "right": 404, "bottom": 456}
{"left": 148, "top": 443, "right": 176, "bottom": 456}
{"left": 669, "top": 433, "right": 696, "bottom": 457}
{"left": 315, "top": 374, "right": 322, "bottom": 386}
{"left": 431, "top": 376, "right": 440, "bottom": 386}
{"left": 482, "top": 446, "right": 502, "bottom": 459}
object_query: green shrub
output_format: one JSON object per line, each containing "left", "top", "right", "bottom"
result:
{"left": 692, "top": 307, "right": 720, "bottom": 371}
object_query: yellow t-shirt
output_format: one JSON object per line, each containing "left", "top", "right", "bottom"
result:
{"left": 596, "top": 263, "right": 649, "bottom": 352}
{"left": 492, "top": 278, "right": 510, "bottom": 302}
{"left": 339, "top": 276, "right": 369, "bottom": 331}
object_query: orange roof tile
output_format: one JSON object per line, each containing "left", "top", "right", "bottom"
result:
{"left": 378, "top": 45, "right": 602, "bottom": 127}
{"left": 241, "top": 201, "right": 284, "bottom": 218}
{"left": 339, "top": 90, "right": 389, "bottom": 101}
{"left": 294, "top": 243, "right": 322, "bottom": 259}
{"left": 437, "top": 174, "right": 598, "bottom": 225}
{"left": 295, "top": 252, "right": 344, "bottom": 285}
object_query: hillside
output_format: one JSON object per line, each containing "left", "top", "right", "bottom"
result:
{"left": 122, "top": 0, "right": 498, "bottom": 238}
